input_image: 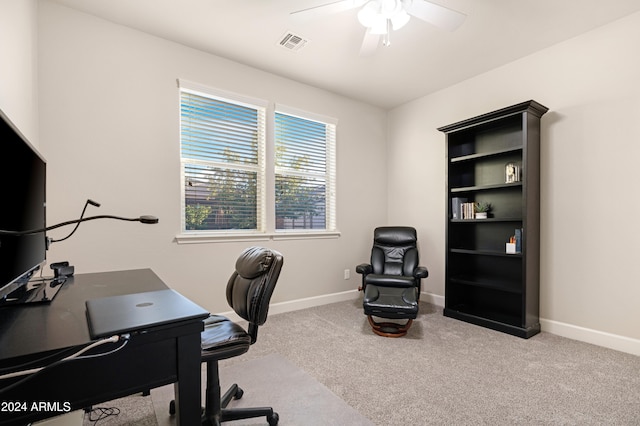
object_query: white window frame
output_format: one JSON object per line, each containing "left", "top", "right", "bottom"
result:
{"left": 274, "top": 104, "right": 338, "bottom": 236}
{"left": 175, "top": 80, "right": 339, "bottom": 244}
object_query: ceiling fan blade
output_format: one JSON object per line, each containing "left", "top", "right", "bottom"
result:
{"left": 290, "top": 0, "right": 365, "bottom": 21}
{"left": 359, "top": 29, "right": 380, "bottom": 56}
{"left": 405, "top": 0, "right": 467, "bottom": 31}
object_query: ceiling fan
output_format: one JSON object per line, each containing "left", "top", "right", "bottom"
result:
{"left": 290, "top": 0, "right": 466, "bottom": 56}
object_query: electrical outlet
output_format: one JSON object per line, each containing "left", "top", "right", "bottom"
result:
{"left": 344, "top": 269, "right": 350, "bottom": 280}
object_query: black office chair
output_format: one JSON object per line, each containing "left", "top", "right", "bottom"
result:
{"left": 356, "top": 227, "right": 428, "bottom": 337}
{"left": 170, "top": 246, "right": 283, "bottom": 426}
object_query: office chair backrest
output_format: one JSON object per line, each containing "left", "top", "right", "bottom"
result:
{"left": 371, "top": 226, "right": 419, "bottom": 276}
{"left": 226, "top": 246, "right": 284, "bottom": 343}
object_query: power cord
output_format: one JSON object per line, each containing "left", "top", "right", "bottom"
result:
{"left": 76, "top": 334, "right": 131, "bottom": 360}
{"left": 86, "top": 406, "right": 121, "bottom": 424}
{"left": 0, "top": 345, "right": 79, "bottom": 375}
{"left": 0, "top": 334, "right": 130, "bottom": 394}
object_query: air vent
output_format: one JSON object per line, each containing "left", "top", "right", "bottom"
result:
{"left": 278, "top": 31, "right": 309, "bottom": 52}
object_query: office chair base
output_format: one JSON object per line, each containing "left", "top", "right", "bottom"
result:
{"left": 170, "top": 393, "right": 279, "bottom": 426}
{"left": 217, "top": 383, "right": 278, "bottom": 425}
{"left": 170, "top": 373, "right": 279, "bottom": 425}
{"left": 367, "top": 316, "right": 413, "bottom": 338}
{"left": 220, "top": 406, "right": 279, "bottom": 426}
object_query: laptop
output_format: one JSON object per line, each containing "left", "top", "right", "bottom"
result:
{"left": 85, "top": 289, "right": 209, "bottom": 339}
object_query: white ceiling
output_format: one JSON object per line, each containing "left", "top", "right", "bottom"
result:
{"left": 48, "top": 0, "right": 640, "bottom": 109}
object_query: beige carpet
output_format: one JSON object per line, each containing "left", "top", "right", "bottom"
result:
{"left": 82, "top": 353, "right": 373, "bottom": 425}
{"left": 83, "top": 300, "right": 640, "bottom": 425}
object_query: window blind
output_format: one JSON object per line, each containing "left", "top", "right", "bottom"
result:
{"left": 275, "top": 111, "right": 336, "bottom": 230}
{"left": 180, "top": 89, "right": 265, "bottom": 231}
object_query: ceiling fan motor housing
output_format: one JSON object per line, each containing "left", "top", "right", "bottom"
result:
{"left": 358, "top": 0, "right": 411, "bottom": 34}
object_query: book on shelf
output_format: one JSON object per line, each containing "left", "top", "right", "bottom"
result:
{"left": 515, "top": 228, "right": 522, "bottom": 252}
{"left": 461, "top": 202, "right": 476, "bottom": 219}
{"left": 506, "top": 228, "right": 523, "bottom": 254}
{"left": 451, "top": 197, "right": 467, "bottom": 219}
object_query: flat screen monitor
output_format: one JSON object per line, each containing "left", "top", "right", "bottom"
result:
{"left": 0, "top": 107, "right": 47, "bottom": 304}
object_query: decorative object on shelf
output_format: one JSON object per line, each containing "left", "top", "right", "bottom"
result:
{"left": 506, "top": 231, "right": 522, "bottom": 253}
{"left": 505, "top": 162, "right": 520, "bottom": 183}
{"left": 474, "top": 201, "right": 491, "bottom": 219}
{"left": 506, "top": 235, "right": 517, "bottom": 254}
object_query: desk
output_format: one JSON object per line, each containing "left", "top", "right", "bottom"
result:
{"left": 0, "top": 269, "right": 208, "bottom": 426}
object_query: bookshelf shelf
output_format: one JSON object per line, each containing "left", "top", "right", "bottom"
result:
{"left": 450, "top": 248, "right": 523, "bottom": 258}
{"left": 439, "top": 100, "right": 548, "bottom": 339}
{"left": 451, "top": 182, "right": 523, "bottom": 193}
{"left": 450, "top": 146, "right": 523, "bottom": 163}
{"left": 449, "top": 275, "right": 523, "bottom": 294}
{"left": 450, "top": 218, "right": 522, "bottom": 223}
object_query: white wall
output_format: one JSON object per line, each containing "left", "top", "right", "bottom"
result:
{"left": 37, "top": 2, "right": 388, "bottom": 313}
{"left": 388, "top": 11, "right": 640, "bottom": 349}
{"left": 13, "top": 1, "right": 638, "bottom": 353}
{"left": 0, "top": 0, "right": 38, "bottom": 144}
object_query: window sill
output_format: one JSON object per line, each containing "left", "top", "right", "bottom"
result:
{"left": 175, "top": 230, "right": 341, "bottom": 244}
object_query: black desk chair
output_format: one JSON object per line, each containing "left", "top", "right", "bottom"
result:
{"left": 170, "top": 246, "right": 283, "bottom": 426}
{"left": 356, "top": 227, "right": 428, "bottom": 337}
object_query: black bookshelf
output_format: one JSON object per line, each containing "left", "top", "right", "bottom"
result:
{"left": 438, "top": 100, "right": 548, "bottom": 338}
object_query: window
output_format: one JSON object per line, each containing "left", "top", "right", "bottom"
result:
{"left": 275, "top": 109, "right": 336, "bottom": 231}
{"left": 179, "top": 83, "right": 266, "bottom": 234}
{"left": 178, "top": 80, "right": 337, "bottom": 242}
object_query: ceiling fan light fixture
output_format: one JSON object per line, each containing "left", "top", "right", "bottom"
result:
{"left": 357, "top": 1, "right": 380, "bottom": 27}
{"left": 370, "top": 19, "right": 388, "bottom": 35}
{"left": 391, "top": 9, "right": 410, "bottom": 30}
{"left": 358, "top": 0, "right": 409, "bottom": 33}
{"left": 291, "top": 0, "right": 467, "bottom": 56}
{"left": 358, "top": 3, "right": 388, "bottom": 34}
{"left": 379, "top": 0, "right": 403, "bottom": 18}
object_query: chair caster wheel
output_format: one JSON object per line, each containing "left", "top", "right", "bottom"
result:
{"left": 169, "top": 400, "right": 175, "bottom": 415}
{"left": 234, "top": 387, "right": 244, "bottom": 400}
{"left": 267, "top": 412, "right": 279, "bottom": 426}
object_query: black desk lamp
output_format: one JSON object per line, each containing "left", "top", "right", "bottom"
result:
{"left": 0, "top": 199, "right": 158, "bottom": 243}
{"left": 0, "top": 199, "right": 158, "bottom": 306}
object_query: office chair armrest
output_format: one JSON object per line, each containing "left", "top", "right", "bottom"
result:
{"left": 414, "top": 266, "right": 429, "bottom": 279}
{"left": 356, "top": 263, "right": 372, "bottom": 275}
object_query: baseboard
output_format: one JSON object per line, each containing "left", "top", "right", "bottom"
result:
{"left": 221, "top": 289, "right": 639, "bottom": 356}
{"left": 540, "top": 318, "right": 640, "bottom": 356}
{"left": 267, "top": 289, "right": 445, "bottom": 315}
{"left": 420, "top": 291, "right": 444, "bottom": 307}
{"left": 223, "top": 289, "right": 443, "bottom": 323}
{"left": 220, "top": 289, "right": 361, "bottom": 323}
{"left": 428, "top": 293, "right": 638, "bottom": 355}
{"left": 269, "top": 289, "right": 361, "bottom": 315}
